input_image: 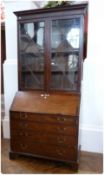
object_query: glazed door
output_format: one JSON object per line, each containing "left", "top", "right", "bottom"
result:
{"left": 50, "top": 18, "right": 81, "bottom": 91}
{"left": 18, "top": 17, "right": 82, "bottom": 92}
{"left": 19, "top": 21, "right": 45, "bottom": 90}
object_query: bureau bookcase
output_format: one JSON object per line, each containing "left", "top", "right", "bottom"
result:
{"left": 9, "top": 3, "right": 88, "bottom": 171}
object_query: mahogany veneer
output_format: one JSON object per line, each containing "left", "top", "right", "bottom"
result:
{"left": 9, "top": 3, "right": 88, "bottom": 171}
{"left": 10, "top": 91, "right": 80, "bottom": 170}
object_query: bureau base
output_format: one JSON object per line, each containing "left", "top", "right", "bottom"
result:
{"left": 9, "top": 150, "right": 80, "bottom": 171}
{"left": 9, "top": 92, "right": 80, "bottom": 171}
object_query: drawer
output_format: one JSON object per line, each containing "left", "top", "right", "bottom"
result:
{"left": 11, "top": 131, "right": 77, "bottom": 146}
{"left": 11, "top": 141, "right": 77, "bottom": 161}
{"left": 10, "top": 111, "right": 78, "bottom": 125}
{"left": 10, "top": 120, "right": 77, "bottom": 136}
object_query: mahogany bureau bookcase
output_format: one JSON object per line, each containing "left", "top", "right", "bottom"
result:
{"left": 9, "top": 3, "right": 88, "bottom": 171}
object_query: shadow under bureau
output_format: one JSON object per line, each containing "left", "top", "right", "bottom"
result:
{"left": 9, "top": 91, "right": 80, "bottom": 170}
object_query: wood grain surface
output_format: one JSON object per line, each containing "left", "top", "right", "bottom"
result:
{"left": 10, "top": 91, "right": 80, "bottom": 116}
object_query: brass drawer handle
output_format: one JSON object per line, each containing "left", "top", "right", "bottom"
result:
{"left": 57, "top": 127, "right": 67, "bottom": 132}
{"left": 19, "top": 132, "right": 28, "bottom": 136}
{"left": 57, "top": 152, "right": 63, "bottom": 156}
{"left": 19, "top": 132, "right": 23, "bottom": 136}
{"left": 57, "top": 150, "right": 66, "bottom": 156}
{"left": 63, "top": 127, "right": 66, "bottom": 130}
{"left": 24, "top": 123, "right": 28, "bottom": 127}
{"left": 20, "top": 113, "right": 28, "bottom": 119}
{"left": 20, "top": 143, "right": 28, "bottom": 149}
{"left": 76, "top": 119, "right": 78, "bottom": 125}
{"left": 57, "top": 137, "right": 65, "bottom": 143}
{"left": 25, "top": 133, "right": 28, "bottom": 136}
{"left": 25, "top": 113, "right": 28, "bottom": 118}
{"left": 19, "top": 123, "right": 28, "bottom": 128}
{"left": 57, "top": 117, "right": 67, "bottom": 122}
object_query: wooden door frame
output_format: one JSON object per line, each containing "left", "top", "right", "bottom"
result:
{"left": 1, "top": 22, "right": 6, "bottom": 94}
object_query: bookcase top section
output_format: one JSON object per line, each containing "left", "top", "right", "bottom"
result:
{"left": 14, "top": 3, "right": 88, "bottom": 17}
{"left": 10, "top": 91, "right": 80, "bottom": 116}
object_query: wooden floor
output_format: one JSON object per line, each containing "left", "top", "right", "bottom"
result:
{"left": 1, "top": 139, "right": 103, "bottom": 174}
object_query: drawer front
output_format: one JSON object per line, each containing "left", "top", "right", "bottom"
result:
{"left": 11, "top": 131, "right": 77, "bottom": 146}
{"left": 11, "top": 141, "right": 77, "bottom": 161}
{"left": 11, "top": 120, "right": 77, "bottom": 136}
{"left": 10, "top": 112, "right": 78, "bottom": 125}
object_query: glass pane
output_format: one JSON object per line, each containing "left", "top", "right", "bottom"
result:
{"left": 19, "top": 22, "right": 45, "bottom": 89}
{"left": 51, "top": 18, "right": 80, "bottom": 90}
